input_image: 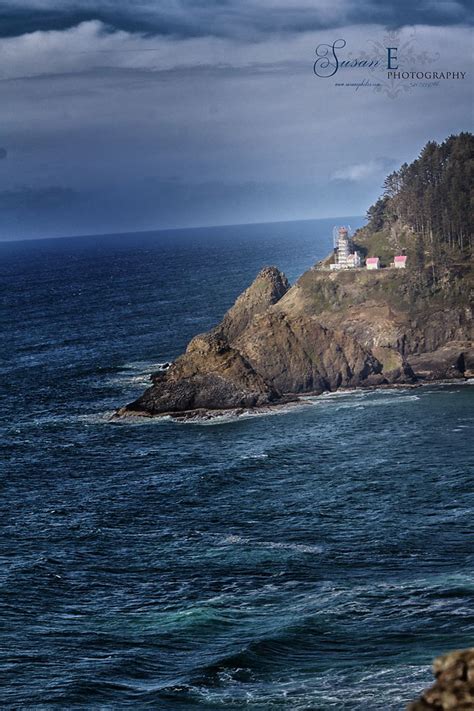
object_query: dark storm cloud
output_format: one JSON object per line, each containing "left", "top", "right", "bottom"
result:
{"left": 0, "top": 9, "right": 471, "bottom": 240}
{"left": 0, "top": 0, "right": 472, "bottom": 39}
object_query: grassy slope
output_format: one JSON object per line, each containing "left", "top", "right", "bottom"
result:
{"left": 304, "top": 221, "right": 472, "bottom": 321}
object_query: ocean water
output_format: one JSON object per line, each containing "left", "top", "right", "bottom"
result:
{"left": 1, "top": 218, "right": 473, "bottom": 710}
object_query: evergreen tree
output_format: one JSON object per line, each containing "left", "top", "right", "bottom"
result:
{"left": 365, "top": 132, "right": 474, "bottom": 261}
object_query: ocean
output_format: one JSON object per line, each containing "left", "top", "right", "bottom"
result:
{"left": 1, "top": 218, "right": 473, "bottom": 710}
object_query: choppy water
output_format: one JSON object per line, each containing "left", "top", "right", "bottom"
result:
{"left": 1, "top": 219, "right": 473, "bottom": 709}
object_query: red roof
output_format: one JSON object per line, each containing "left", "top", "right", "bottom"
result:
{"left": 394, "top": 255, "right": 407, "bottom": 262}
{"left": 366, "top": 257, "right": 379, "bottom": 264}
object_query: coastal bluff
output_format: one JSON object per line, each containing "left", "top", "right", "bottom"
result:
{"left": 116, "top": 133, "right": 473, "bottom": 420}
{"left": 116, "top": 258, "right": 473, "bottom": 419}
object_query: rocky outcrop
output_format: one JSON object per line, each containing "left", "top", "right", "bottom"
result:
{"left": 408, "top": 649, "right": 474, "bottom": 710}
{"left": 409, "top": 341, "right": 472, "bottom": 381}
{"left": 218, "top": 266, "right": 290, "bottom": 343}
{"left": 233, "top": 311, "right": 384, "bottom": 394}
{"left": 116, "top": 331, "right": 280, "bottom": 417}
{"left": 117, "top": 258, "right": 472, "bottom": 419}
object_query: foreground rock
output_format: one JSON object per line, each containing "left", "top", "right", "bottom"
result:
{"left": 408, "top": 649, "right": 474, "bottom": 710}
{"left": 115, "top": 257, "right": 472, "bottom": 419}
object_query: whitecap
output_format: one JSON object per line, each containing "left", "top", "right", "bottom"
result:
{"left": 181, "top": 402, "right": 303, "bottom": 426}
{"left": 302, "top": 392, "right": 421, "bottom": 411}
{"left": 221, "top": 534, "right": 323, "bottom": 554}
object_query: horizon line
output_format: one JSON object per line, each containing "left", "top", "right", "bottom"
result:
{"left": 0, "top": 214, "right": 366, "bottom": 245}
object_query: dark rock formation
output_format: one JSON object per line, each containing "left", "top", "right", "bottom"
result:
{"left": 233, "top": 311, "right": 384, "bottom": 394}
{"left": 218, "top": 265, "right": 290, "bottom": 343}
{"left": 116, "top": 258, "right": 472, "bottom": 419}
{"left": 408, "top": 649, "right": 474, "bottom": 710}
{"left": 117, "top": 331, "right": 279, "bottom": 417}
{"left": 409, "top": 342, "right": 472, "bottom": 381}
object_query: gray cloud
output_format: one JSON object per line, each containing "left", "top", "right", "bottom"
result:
{"left": 0, "top": 0, "right": 472, "bottom": 40}
{"left": 0, "top": 19, "right": 471, "bottom": 240}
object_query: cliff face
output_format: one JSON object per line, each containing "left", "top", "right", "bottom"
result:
{"left": 280, "top": 262, "right": 472, "bottom": 381}
{"left": 217, "top": 266, "right": 290, "bottom": 342}
{"left": 117, "top": 258, "right": 473, "bottom": 418}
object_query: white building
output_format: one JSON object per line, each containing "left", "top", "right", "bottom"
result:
{"left": 331, "top": 226, "right": 361, "bottom": 270}
{"left": 366, "top": 257, "right": 380, "bottom": 270}
{"left": 346, "top": 251, "right": 361, "bottom": 268}
{"left": 394, "top": 255, "right": 407, "bottom": 268}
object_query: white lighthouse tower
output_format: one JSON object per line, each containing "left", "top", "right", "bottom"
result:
{"left": 330, "top": 226, "right": 361, "bottom": 270}
{"left": 336, "top": 226, "right": 350, "bottom": 268}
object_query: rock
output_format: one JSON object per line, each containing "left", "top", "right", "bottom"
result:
{"left": 465, "top": 349, "right": 474, "bottom": 378}
{"left": 122, "top": 332, "right": 279, "bottom": 416}
{"left": 408, "top": 649, "right": 474, "bottom": 710}
{"left": 234, "top": 311, "right": 383, "bottom": 393}
{"left": 408, "top": 341, "right": 473, "bottom": 381}
{"left": 218, "top": 266, "right": 290, "bottom": 343}
{"left": 116, "top": 258, "right": 472, "bottom": 418}
{"left": 372, "top": 345, "right": 415, "bottom": 383}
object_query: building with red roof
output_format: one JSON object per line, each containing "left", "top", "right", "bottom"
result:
{"left": 366, "top": 257, "right": 380, "bottom": 270}
{"left": 394, "top": 255, "right": 407, "bottom": 268}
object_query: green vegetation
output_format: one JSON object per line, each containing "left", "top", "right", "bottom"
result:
{"left": 354, "top": 230, "right": 396, "bottom": 266}
{"left": 356, "top": 132, "right": 473, "bottom": 277}
{"left": 299, "top": 268, "right": 423, "bottom": 314}
{"left": 306, "top": 132, "right": 473, "bottom": 315}
{"left": 300, "top": 256, "right": 472, "bottom": 317}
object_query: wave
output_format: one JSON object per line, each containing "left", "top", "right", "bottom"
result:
{"left": 302, "top": 391, "right": 421, "bottom": 410}
{"left": 97, "top": 360, "right": 173, "bottom": 389}
{"left": 180, "top": 401, "right": 304, "bottom": 426}
{"left": 221, "top": 534, "right": 323, "bottom": 555}
{"left": 117, "top": 388, "right": 425, "bottom": 427}
{"left": 180, "top": 386, "right": 431, "bottom": 426}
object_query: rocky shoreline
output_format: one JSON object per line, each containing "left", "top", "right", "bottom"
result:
{"left": 115, "top": 258, "right": 473, "bottom": 420}
{"left": 113, "top": 378, "right": 472, "bottom": 422}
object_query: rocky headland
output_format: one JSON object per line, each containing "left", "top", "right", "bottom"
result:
{"left": 115, "top": 257, "right": 472, "bottom": 419}
{"left": 116, "top": 133, "right": 473, "bottom": 420}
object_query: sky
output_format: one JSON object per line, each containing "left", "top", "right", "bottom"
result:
{"left": 0, "top": 0, "right": 472, "bottom": 240}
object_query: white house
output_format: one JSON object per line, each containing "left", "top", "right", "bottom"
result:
{"left": 366, "top": 257, "right": 380, "bottom": 270}
{"left": 394, "top": 255, "right": 407, "bottom": 269}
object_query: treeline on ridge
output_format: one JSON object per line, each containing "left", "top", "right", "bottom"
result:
{"left": 364, "top": 132, "right": 473, "bottom": 265}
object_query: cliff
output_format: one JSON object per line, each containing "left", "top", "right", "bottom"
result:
{"left": 408, "top": 649, "right": 474, "bottom": 710}
{"left": 116, "top": 258, "right": 472, "bottom": 419}
{"left": 116, "top": 134, "right": 473, "bottom": 419}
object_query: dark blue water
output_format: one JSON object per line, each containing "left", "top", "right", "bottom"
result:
{"left": 1, "top": 219, "right": 473, "bottom": 710}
